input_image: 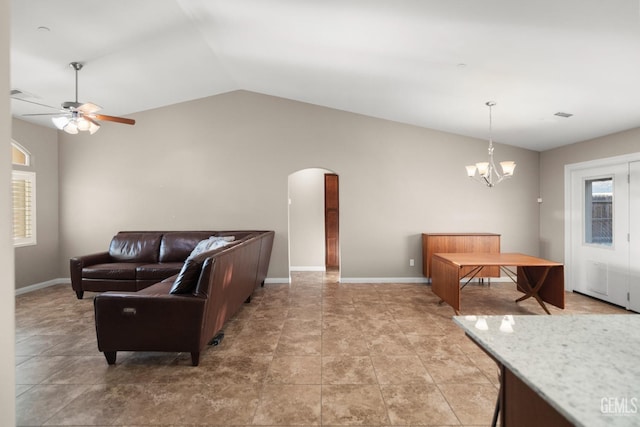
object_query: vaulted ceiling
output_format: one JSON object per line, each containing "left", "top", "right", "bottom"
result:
{"left": 10, "top": 0, "right": 640, "bottom": 151}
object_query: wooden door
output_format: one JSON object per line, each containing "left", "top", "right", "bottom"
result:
{"left": 325, "top": 174, "right": 339, "bottom": 269}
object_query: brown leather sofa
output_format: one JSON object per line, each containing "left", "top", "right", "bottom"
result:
{"left": 70, "top": 230, "right": 261, "bottom": 299}
{"left": 93, "top": 230, "right": 274, "bottom": 366}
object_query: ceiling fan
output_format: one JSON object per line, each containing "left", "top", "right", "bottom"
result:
{"left": 15, "top": 62, "right": 135, "bottom": 135}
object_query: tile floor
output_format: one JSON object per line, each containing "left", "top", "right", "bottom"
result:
{"left": 16, "top": 271, "right": 627, "bottom": 426}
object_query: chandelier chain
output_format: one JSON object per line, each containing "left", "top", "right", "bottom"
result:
{"left": 486, "top": 101, "right": 495, "bottom": 149}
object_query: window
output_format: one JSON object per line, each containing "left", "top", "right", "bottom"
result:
{"left": 12, "top": 171, "right": 36, "bottom": 246}
{"left": 12, "top": 141, "right": 30, "bottom": 166}
{"left": 585, "top": 177, "right": 613, "bottom": 246}
{"left": 11, "top": 141, "right": 36, "bottom": 247}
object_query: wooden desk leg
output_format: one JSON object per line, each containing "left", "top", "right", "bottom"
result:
{"left": 515, "top": 266, "right": 552, "bottom": 315}
{"left": 432, "top": 257, "right": 462, "bottom": 314}
{"left": 437, "top": 298, "right": 461, "bottom": 315}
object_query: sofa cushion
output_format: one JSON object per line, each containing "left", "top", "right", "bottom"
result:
{"left": 109, "top": 232, "right": 163, "bottom": 263}
{"left": 169, "top": 257, "right": 204, "bottom": 294}
{"left": 159, "top": 232, "right": 216, "bottom": 263}
{"left": 161, "top": 274, "right": 178, "bottom": 283}
{"left": 136, "top": 263, "right": 183, "bottom": 280}
{"left": 83, "top": 263, "right": 142, "bottom": 280}
{"left": 136, "top": 281, "right": 174, "bottom": 296}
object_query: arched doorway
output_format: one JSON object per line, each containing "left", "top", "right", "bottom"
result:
{"left": 288, "top": 168, "right": 340, "bottom": 279}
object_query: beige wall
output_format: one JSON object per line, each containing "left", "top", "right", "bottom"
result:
{"left": 539, "top": 127, "right": 640, "bottom": 263}
{"left": 1, "top": 0, "right": 16, "bottom": 422}
{"left": 12, "top": 119, "right": 60, "bottom": 289}
{"left": 59, "top": 90, "right": 540, "bottom": 281}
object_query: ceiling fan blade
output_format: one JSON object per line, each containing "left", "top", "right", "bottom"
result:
{"left": 11, "top": 97, "right": 59, "bottom": 110}
{"left": 22, "top": 112, "right": 66, "bottom": 116}
{"left": 93, "top": 114, "right": 135, "bottom": 125}
{"left": 78, "top": 102, "right": 102, "bottom": 114}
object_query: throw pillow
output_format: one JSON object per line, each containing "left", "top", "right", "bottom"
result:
{"left": 169, "top": 257, "right": 202, "bottom": 294}
{"left": 188, "top": 236, "right": 235, "bottom": 258}
{"left": 189, "top": 237, "right": 215, "bottom": 259}
{"left": 206, "top": 237, "right": 233, "bottom": 251}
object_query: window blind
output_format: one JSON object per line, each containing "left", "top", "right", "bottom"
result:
{"left": 12, "top": 171, "right": 36, "bottom": 245}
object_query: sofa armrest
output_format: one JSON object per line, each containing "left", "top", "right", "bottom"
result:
{"left": 71, "top": 251, "right": 112, "bottom": 267}
{"left": 94, "top": 292, "right": 206, "bottom": 354}
{"left": 70, "top": 251, "right": 112, "bottom": 295}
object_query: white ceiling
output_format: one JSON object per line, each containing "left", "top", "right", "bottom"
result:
{"left": 10, "top": 0, "right": 640, "bottom": 151}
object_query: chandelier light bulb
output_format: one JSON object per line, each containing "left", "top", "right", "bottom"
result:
{"left": 500, "top": 161, "right": 516, "bottom": 176}
{"left": 476, "top": 162, "right": 490, "bottom": 177}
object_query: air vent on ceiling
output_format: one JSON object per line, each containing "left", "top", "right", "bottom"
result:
{"left": 554, "top": 112, "right": 573, "bottom": 118}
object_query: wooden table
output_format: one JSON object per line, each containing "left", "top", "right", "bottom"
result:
{"left": 431, "top": 252, "right": 564, "bottom": 314}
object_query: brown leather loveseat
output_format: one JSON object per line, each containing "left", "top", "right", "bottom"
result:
{"left": 70, "top": 230, "right": 261, "bottom": 299}
{"left": 92, "top": 230, "right": 274, "bottom": 366}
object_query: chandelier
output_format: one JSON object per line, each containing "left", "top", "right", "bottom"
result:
{"left": 465, "top": 101, "right": 516, "bottom": 187}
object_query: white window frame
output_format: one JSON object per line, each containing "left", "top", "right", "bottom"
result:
{"left": 12, "top": 170, "right": 37, "bottom": 247}
{"left": 11, "top": 140, "right": 31, "bottom": 166}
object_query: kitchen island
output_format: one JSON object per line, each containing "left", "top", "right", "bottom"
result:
{"left": 454, "top": 314, "right": 640, "bottom": 427}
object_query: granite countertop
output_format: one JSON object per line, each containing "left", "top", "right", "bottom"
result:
{"left": 454, "top": 314, "right": 640, "bottom": 427}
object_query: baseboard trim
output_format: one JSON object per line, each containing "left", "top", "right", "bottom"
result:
{"left": 339, "top": 276, "right": 513, "bottom": 284}
{"left": 339, "top": 277, "right": 430, "bottom": 284}
{"left": 16, "top": 278, "right": 70, "bottom": 295}
{"left": 289, "top": 266, "right": 326, "bottom": 272}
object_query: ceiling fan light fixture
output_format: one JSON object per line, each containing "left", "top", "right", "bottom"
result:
{"left": 88, "top": 120, "right": 100, "bottom": 135}
{"left": 52, "top": 114, "right": 100, "bottom": 135}
{"left": 76, "top": 117, "right": 90, "bottom": 131}
{"left": 51, "top": 116, "right": 67, "bottom": 130}
{"left": 64, "top": 120, "right": 79, "bottom": 134}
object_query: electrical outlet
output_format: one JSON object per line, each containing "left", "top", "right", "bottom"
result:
{"left": 409, "top": 259, "right": 415, "bottom": 267}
